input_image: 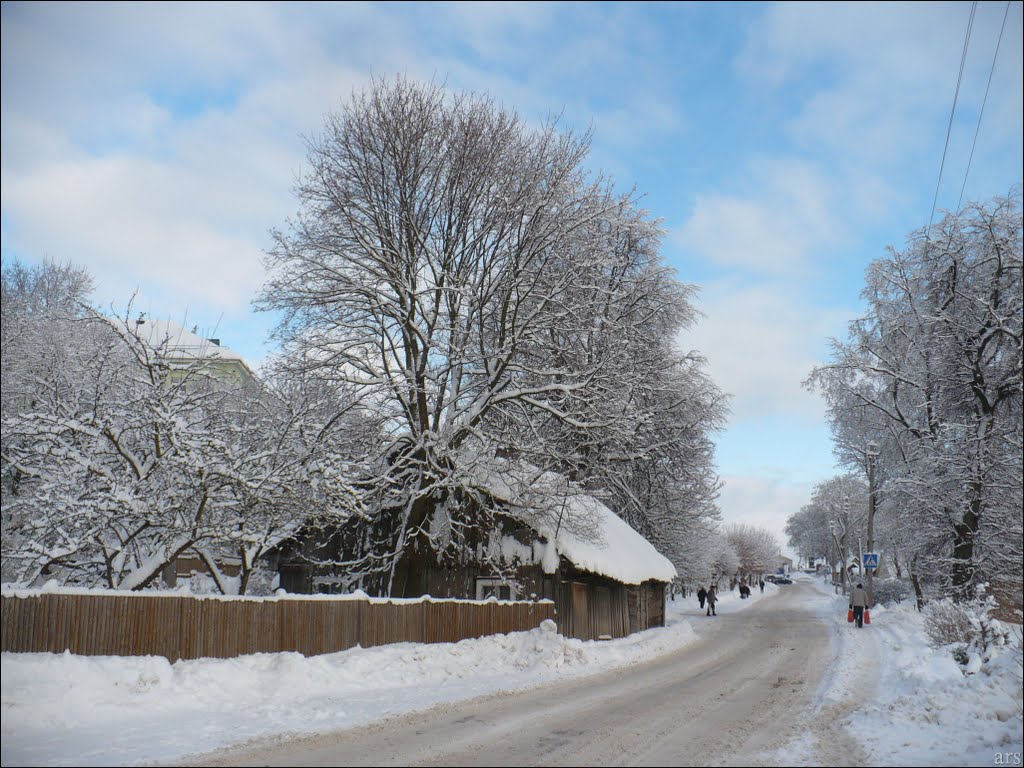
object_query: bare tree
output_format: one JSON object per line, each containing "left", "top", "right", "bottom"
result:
{"left": 258, "top": 77, "right": 725, "bottom": 596}
{"left": 784, "top": 505, "right": 832, "bottom": 571}
{"left": 1, "top": 260, "right": 352, "bottom": 591}
{"left": 191, "top": 370, "right": 376, "bottom": 594}
{"left": 694, "top": 531, "right": 739, "bottom": 591}
{"left": 807, "top": 193, "right": 1023, "bottom": 601}
{"left": 724, "top": 523, "right": 780, "bottom": 585}
{"left": 787, "top": 475, "right": 867, "bottom": 594}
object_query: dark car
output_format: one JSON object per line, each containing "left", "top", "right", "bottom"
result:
{"left": 773, "top": 576, "right": 793, "bottom": 585}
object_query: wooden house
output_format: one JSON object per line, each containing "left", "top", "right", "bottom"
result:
{"left": 269, "top": 468, "right": 676, "bottom": 640}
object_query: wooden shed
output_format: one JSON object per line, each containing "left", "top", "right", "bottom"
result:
{"left": 271, "top": 469, "right": 675, "bottom": 640}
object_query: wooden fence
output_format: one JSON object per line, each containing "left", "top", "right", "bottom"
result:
{"left": 0, "top": 591, "right": 556, "bottom": 661}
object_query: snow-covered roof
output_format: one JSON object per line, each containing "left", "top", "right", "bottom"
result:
{"left": 109, "top": 318, "right": 254, "bottom": 379}
{"left": 468, "top": 464, "right": 677, "bottom": 585}
{"left": 533, "top": 491, "right": 677, "bottom": 585}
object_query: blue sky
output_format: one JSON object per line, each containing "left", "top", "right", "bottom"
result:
{"left": 3, "top": 1, "right": 1022, "bottom": 557}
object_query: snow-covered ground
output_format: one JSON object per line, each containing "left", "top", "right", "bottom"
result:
{"left": 1, "top": 573, "right": 1021, "bottom": 767}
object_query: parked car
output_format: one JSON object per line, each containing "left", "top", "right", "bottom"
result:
{"left": 773, "top": 576, "right": 793, "bottom": 585}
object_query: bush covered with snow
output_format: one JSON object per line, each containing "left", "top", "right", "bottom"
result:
{"left": 923, "top": 595, "right": 1015, "bottom": 674}
{"left": 923, "top": 598, "right": 973, "bottom": 646}
{"left": 871, "top": 577, "right": 914, "bottom": 606}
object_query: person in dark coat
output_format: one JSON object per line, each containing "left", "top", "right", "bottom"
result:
{"left": 759, "top": 578, "right": 765, "bottom": 593}
{"left": 706, "top": 586, "right": 718, "bottom": 616}
{"left": 850, "top": 582, "right": 869, "bottom": 628}
{"left": 739, "top": 584, "right": 750, "bottom": 599}
{"left": 697, "top": 586, "right": 707, "bottom": 610}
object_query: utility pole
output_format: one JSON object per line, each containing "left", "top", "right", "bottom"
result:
{"left": 866, "top": 441, "right": 879, "bottom": 608}
{"left": 830, "top": 518, "right": 847, "bottom": 596}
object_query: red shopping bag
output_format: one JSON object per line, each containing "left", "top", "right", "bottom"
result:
{"left": 847, "top": 609, "right": 854, "bottom": 623}
{"left": 864, "top": 608, "right": 871, "bottom": 625}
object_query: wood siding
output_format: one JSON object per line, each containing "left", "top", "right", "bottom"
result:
{"left": 272, "top": 549, "right": 668, "bottom": 642}
{"left": 1, "top": 592, "right": 555, "bottom": 661}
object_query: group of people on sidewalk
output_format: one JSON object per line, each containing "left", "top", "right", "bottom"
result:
{"left": 695, "top": 579, "right": 765, "bottom": 616}
{"left": 693, "top": 577, "right": 873, "bottom": 628}
{"left": 696, "top": 585, "right": 718, "bottom": 615}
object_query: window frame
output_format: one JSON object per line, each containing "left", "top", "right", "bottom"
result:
{"left": 475, "top": 577, "right": 518, "bottom": 601}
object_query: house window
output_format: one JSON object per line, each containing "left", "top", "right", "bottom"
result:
{"left": 475, "top": 578, "right": 517, "bottom": 601}
{"left": 312, "top": 576, "right": 351, "bottom": 594}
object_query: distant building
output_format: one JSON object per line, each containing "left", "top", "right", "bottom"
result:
{"left": 108, "top": 317, "right": 257, "bottom": 588}
{"left": 777, "top": 555, "right": 793, "bottom": 575}
{"left": 112, "top": 317, "right": 254, "bottom": 387}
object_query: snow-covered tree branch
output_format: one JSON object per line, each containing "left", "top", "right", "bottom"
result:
{"left": 806, "top": 193, "right": 1023, "bottom": 601}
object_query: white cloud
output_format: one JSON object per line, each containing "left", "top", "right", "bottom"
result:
{"left": 429, "top": 1, "right": 561, "bottom": 62}
{"left": 2, "top": 0, "right": 694, "bottom": 331}
{"left": 1, "top": 153, "right": 269, "bottom": 311}
{"left": 675, "top": 156, "right": 864, "bottom": 274}
{"left": 717, "top": 473, "right": 816, "bottom": 560}
{"left": 736, "top": 2, "right": 1023, "bottom": 169}
{"left": 680, "top": 281, "right": 851, "bottom": 425}
{"left": 0, "top": 4, "right": 412, "bottom": 318}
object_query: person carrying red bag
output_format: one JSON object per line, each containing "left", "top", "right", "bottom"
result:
{"left": 849, "top": 582, "right": 869, "bottom": 628}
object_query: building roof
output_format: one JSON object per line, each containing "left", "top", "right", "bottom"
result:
{"left": 110, "top": 317, "right": 254, "bottom": 381}
{"left": 468, "top": 464, "right": 678, "bottom": 585}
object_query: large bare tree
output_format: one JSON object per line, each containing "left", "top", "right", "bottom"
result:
{"left": 807, "top": 193, "right": 1023, "bottom": 601}
{"left": 258, "top": 77, "right": 724, "bottom": 596}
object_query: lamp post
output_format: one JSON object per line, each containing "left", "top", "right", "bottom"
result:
{"left": 866, "top": 441, "right": 879, "bottom": 608}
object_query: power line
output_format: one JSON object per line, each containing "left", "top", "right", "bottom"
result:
{"left": 927, "top": 0, "right": 978, "bottom": 238}
{"left": 957, "top": 1, "right": 1012, "bottom": 210}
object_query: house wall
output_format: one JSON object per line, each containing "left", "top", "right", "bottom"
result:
{"left": 272, "top": 513, "right": 668, "bottom": 640}
{"left": 396, "top": 558, "right": 665, "bottom": 640}
{"left": 273, "top": 555, "right": 668, "bottom": 640}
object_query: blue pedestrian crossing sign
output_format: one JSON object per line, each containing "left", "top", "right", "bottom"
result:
{"left": 863, "top": 553, "right": 879, "bottom": 570}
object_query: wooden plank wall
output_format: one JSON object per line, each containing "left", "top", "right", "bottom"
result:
{"left": 0, "top": 593, "right": 555, "bottom": 661}
{"left": 557, "top": 582, "right": 640, "bottom": 641}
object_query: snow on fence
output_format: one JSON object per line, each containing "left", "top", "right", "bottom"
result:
{"left": 0, "top": 590, "right": 556, "bottom": 660}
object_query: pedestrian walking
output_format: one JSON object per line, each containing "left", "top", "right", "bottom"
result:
{"left": 706, "top": 586, "right": 718, "bottom": 616}
{"left": 849, "top": 582, "right": 869, "bottom": 628}
{"left": 759, "top": 578, "right": 765, "bottom": 593}
{"left": 697, "top": 586, "right": 707, "bottom": 610}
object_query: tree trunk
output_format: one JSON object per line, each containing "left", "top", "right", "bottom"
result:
{"left": 950, "top": 496, "right": 981, "bottom": 601}
{"left": 890, "top": 539, "right": 903, "bottom": 579}
{"left": 910, "top": 554, "right": 925, "bottom": 612}
{"left": 390, "top": 492, "right": 438, "bottom": 598}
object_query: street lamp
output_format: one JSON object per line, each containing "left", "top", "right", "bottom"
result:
{"left": 866, "top": 441, "right": 879, "bottom": 608}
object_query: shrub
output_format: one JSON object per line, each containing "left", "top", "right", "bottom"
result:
{"left": 923, "top": 594, "right": 1013, "bottom": 673}
{"left": 923, "top": 598, "right": 974, "bottom": 647}
{"left": 871, "top": 577, "right": 913, "bottom": 606}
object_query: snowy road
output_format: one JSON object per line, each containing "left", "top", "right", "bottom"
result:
{"left": 187, "top": 583, "right": 871, "bottom": 767}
